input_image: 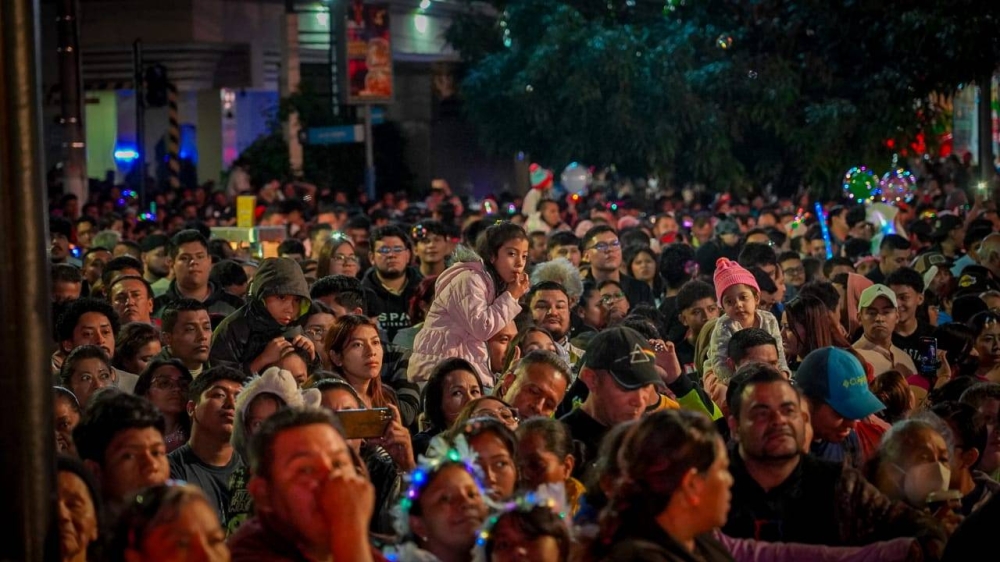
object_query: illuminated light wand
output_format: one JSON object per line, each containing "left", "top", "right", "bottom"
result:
{"left": 815, "top": 202, "right": 833, "bottom": 260}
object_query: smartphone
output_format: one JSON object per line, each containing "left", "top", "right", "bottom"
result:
{"left": 336, "top": 408, "right": 393, "bottom": 439}
{"left": 917, "top": 336, "right": 939, "bottom": 376}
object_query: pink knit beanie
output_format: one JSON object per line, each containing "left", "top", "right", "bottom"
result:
{"left": 713, "top": 258, "right": 759, "bottom": 305}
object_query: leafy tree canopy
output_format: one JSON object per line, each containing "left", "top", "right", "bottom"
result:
{"left": 446, "top": 0, "right": 1000, "bottom": 195}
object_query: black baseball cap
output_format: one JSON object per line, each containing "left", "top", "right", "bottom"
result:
{"left": 582, "top": 327, "right": 660, "bottom": 390}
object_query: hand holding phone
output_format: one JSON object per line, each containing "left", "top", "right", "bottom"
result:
{"left": 336, "top": 408, "right": 393, "bottom": 439}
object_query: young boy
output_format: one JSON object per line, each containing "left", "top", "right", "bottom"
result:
{"left": 210, "top": 257, "right": 315, "bottom": 374}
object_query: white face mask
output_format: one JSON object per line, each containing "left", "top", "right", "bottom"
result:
{"left": 898, "top": 461, "right": 951, "bottom": 505}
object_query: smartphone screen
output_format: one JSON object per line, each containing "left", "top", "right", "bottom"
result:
{"left": 918, "top": 337, "right": 938, "bottom": 375}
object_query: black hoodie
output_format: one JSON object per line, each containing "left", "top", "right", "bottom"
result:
{"left": 209, "top": 258, "right": 312, "bottom": 374}
{"left": 360, "top": 266, "right": 423, "bottom": 342}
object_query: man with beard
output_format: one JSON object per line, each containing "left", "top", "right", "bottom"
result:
{"left": 360, "top": 225, "right": 422, "bottom": 342}
{"left": 723, "top": 363, "right": 945, "bottom": 556}
{"left": 853, "top": 285, "right": 917, "bottom": 377}
{"left": 140, "top": 233, "right": 173, "bottom": 297}
{"left": 168, "top": 365, "right": 246, "bottom": 522}
{"left": 528, "top": 281, "right": 584, "bottom": 367}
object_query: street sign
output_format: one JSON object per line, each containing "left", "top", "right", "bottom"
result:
{"left": 303, "top": 125, "right": 365, "bottom": 145}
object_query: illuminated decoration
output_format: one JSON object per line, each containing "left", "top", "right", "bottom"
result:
{"left": 561, "top": 162, "right": 592, "bottom": 195}
{"left": 418, "top": 0, "right": 430, "bottom": 9}
{"left": 879, "top": 168, "right": 916, "bottom": 203}
{"left": 471, "top": 483, "right": 570, "bottom": 562}
{"left": 814, "top": 203, "right": 833, "bottom": 259}
{"left": 842, "top": 166, "right": 878, "bottom": 203}
{"left": 788, "top": 207, "right": 808, "bottom": 230}
{"left": 113, "top": 145, "right": 139, "bottom": 163}
{"left": 716, "top": 35, "right": 733, "bottom": 49}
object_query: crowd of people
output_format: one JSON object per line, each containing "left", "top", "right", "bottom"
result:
{"left": 44, "top": 160, "right": 1000, "bottom": 561}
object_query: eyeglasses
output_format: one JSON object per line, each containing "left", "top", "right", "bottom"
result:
{"left": 588, "top": 240, "right": 621, "bottom": 253}
{"left": 332, "top": 254, "right": 359, "bottom": 264}
{"left": 151, "top": 377, "right": 189, "bottom": 391}
{"left": 783, "top": 266, "right": 804, "bottom": 277}
{"left": 473, "top": 406, "right": 519, "bottom": 424}
{"left": 305, "top": 326, "right": 327, "bottom": 340}
{"left": 374, "top": 246, "right": 407, "bottom": 255}
{"left": 600, "top": 292, "right": 626, "bottom": 306}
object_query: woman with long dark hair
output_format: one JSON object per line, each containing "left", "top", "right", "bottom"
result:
{"left": 324, "top": 314, "right": 397, "bottom": 409}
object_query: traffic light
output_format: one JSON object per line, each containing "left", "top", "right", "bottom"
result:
{"left": 145, "top": 64, "right": 169, "bottom": 107}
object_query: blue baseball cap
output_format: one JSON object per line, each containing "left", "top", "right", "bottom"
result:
{"left": 793, "top": 347, "right": 884, "bottom": 420}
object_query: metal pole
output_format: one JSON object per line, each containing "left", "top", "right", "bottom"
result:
{"left": 0, "top": 0, "right": 61, "bottom": 560}
{"left": 56, "top": 0, "right": 88, "bottom": 205}
{"left": 363, "top": 104, "right": 375, "bottom": 200}
{"left": 978, "top": 73, "right": 994, "bottom": 182}
{"left": 133, "top": 38, "right": 145, "bottom": 208}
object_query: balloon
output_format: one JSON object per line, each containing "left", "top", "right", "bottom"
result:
{"left": 842, "top": 166, "right": 878, "bottom": 202}
{"left": 561, "top": 163, "right": 592, "bottom": 195}
{"left": 879, "top": 168, "right": 916, "bottom": 203}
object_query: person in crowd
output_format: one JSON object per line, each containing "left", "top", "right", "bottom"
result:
{"left": 723, "top": 364, "right": 946, "bottom": 556}
{"left": 73, "top": 392, "right": 170, "bottom": 505}
{"left": 158, "top": 299, "right": 212, "bottom": 377}
{"left": 779, "top": 251, "right": 806, "bottom": 291}
{"left": 560, "top": 327, "right": 661, "bottom": 478}
{"left": 55, "top": 387, "right": 82, "bottom": 455}
{"left": 592, "top": 409, "right": 733, "bottom": 562}
{"left": 870, "top": 370, "right": 914, "bottom": 424}
{"left": 781, "top": 295, "right": 862, "bottom": 375}
{"left": 959, "top": 382, "right": 1000, "bottom": 480}
{"left": 387, "top": 434, "right": 489, "bottom": 562}
{"left": 497, "top": 349, "right": 572, "bottom": 420}
{"left": 210, "top": 257, "right": 316, "bottom": 374}
{"left": 134, "top": 358, "right": 193, "bottom": 452}
{"left": 516, "top": 417, "right": 586, "bottom": 516}
{"left": 412, "top": 220, "right": 454, "bottom": 278}
{"left": 867, "top": 234, "right": 912, "bottom": 285}
{"left": 391, "top": 274, "right": 437, "bottom": 350}
{"left": 596, "top": 279, "right": 631, "bottom": 329}
{"left": 486, "top": 320, "right": 519, "bottom": 381}
{"left": 452, "top": 417, "right": 519, "bottom": 501}
{"left": 853, "top": 285, "right": 918, "bottom": 377}
{"left": 55, "top": 298, "right": 139, "bottom": 393}
{"left": 225, "top": 367, "right": 321, "bottom": 535}
{"left": 109, "top": 483, "right": 229, "bottom": 562}
{"left": 227, "top": 408, "right": 384, "bottom": 562}
{"left": 623, "top": 245, "right": 664, "bottom": 298}
{"left": 672, "top": 280, "right": 720, "bottom": 374}
{"left": 864, "top": 415, "right": 963, "bottom": 534}
{"left": 324, "top": 314, "right": 399, "bottom": 410}
{"left": 113, "top": 322, "right": 161, "bottom": 376}
{"left": 49, "top": 216, "right": 80, "bottom": 267}
{"left": 210, "top": 260, "right": 250, "bottom": 302}
{"left": 708, "top": 258, "right": 789, "bottom": 383}
{"left": 107, "top": 275, "right": 154, "bottom": 325}
{"left": 60, "top": 346, "right": 115, "bottom": 406}
{"left": 546, "top": 231, "right": 582, "bottom": 266}
{"left": 139, "top": 233, "right": 172, "bottom": 297}
{"left": 528, "top": 281, "right": 585, "bottom": 367}
{"left": 935, "top": 322, "right": 980, "bottom": 379}
{"left": 412, "top": 358, "right": 484, "bottom": 456}
{"left": 931, "top": 401, "right": 1000, "bottom": 516}
{"left": 967, "top": 311, "right": 1000, "bottom": 381}
{"left": 581, "top": 225, "right": 654, "bottom": 308}
{"left": 794, "top": 347, "right": 887, "bottom": 469}
{"left": 408, "top": 222, "right": 530, "bottom": 387}
{"left": 475, "top": 498, "right": 570, "bottom": 562}
{"left": 167, "top": 366, "right": 246, "bottom": 522}
{"left": 57, "top": 455, "right": 104, "bottom": 562}
{"left": 52, "top": 263, "right": 84, "bottom": 305}
{"left": 154, "top": 230, "right": 241, "bottom": 317}
{"left": 361, "top": 225, "right": 424, "bottom": 342}
{"left": 702, "top": 328, "right": 782, "bottom": 414}
{"left": 315, "top": 232, "right": 361, "bottom": 279}
{"left": 300, "top": 300, "right": 336, "bottom": 349}
{"left": 81, "top": 248, "right": 112, "bottom": 293}
{"left": 309, "top": 274, "right": 366, "bottom": 319}
{"left": 886, "top": 267, "right": 937, "bottom": 363}
{"left": 739, "top": 242, "right": 787, "bottom": 308}
{"left": 694, "top": 218, "right": 741, "bottom": 279}
{"left": 454, "top": 396, "right": 520, "bottom": 431}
